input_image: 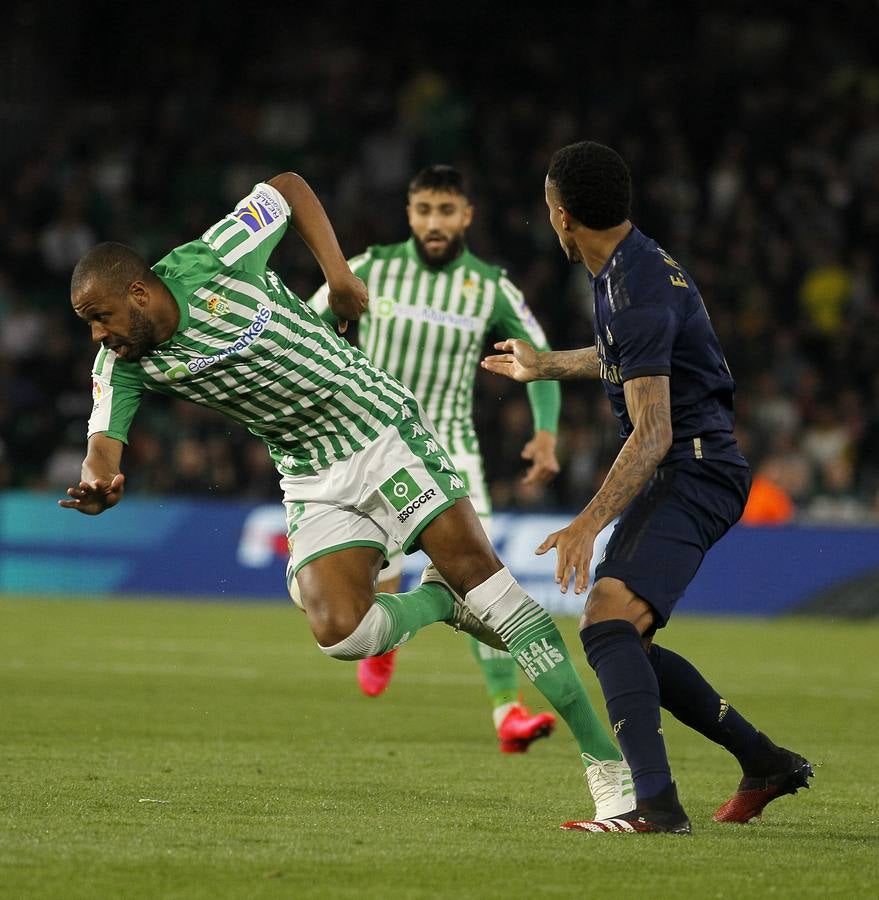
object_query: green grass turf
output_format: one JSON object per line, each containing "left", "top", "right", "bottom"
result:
{"left": 0, "top": 596, "right": 876, "bottom": 899}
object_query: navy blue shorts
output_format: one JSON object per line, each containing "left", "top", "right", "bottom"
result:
{"left": 594, "top": 459, "right": 751, "bottom": 628}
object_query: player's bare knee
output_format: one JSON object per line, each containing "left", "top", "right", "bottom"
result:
{"left": 583, "top": 577, "right": 653, "bottom": 632}
{"left": 298, "top": 584, "right": 375, "bottom": 648}
{"left": 583, "top": 579, "right": 627, "bottom": 623}
{"left": 295, "top": 557, "right": 378, "bottom": 647}
{"left": 307, "top": 603, "right": 368, "bottom": 647}
{"left": 317, "top": 602, "right": 393, "bottom": 660}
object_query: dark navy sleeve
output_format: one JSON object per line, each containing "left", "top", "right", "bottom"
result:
{"left": 610, "top": 304, "right": 677, "bottom": 382}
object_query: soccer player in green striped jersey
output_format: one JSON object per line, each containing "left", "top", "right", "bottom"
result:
{"left": 310, "top": 165, "right": 563, "bottom": 752}
{"left": 59, "top": 171, "right": 633, "bottom": 821}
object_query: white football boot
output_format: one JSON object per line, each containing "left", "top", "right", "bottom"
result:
{"left": 582, "top": 753, "right": 637, "bottom": 820}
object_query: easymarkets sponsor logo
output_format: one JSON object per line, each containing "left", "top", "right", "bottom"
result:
{"left": 169, "top": 306, "right": 272, "bottom": 378}
{"left": 388, "top": 304, "right": 482, "bottom": 332}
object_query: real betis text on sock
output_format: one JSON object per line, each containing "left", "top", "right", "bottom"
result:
{"left": 466, "top": 569, "right": 620, "bottom": 762}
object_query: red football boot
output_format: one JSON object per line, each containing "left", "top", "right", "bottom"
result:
{"left": 713, "top": 749, "right": 813, "bottom": 823}
{"left": 356, "top": 650, "right": 398, "bottom": 697}
{"left": 497, "top": 704, "right": 556, "bottom": 753}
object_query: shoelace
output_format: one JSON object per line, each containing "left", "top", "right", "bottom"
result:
{"left": 581, "top": 753, "right": 622, "bottom": 806}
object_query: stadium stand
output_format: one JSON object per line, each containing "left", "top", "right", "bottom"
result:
{"left": 1, "top": 4, "right": 876, "bottom": 522}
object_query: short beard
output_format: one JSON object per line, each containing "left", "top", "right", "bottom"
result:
{"left": 413, "top": 234, "right": 465, "bottom": 269}
{"left": 124, "top": 305, "right": 159, "bottom": 362}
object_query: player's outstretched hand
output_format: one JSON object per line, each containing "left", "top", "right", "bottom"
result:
{"left": 536, "top": 513, "right": 597, "bottom": 594}
{"left": 521, "top": 431, "right": 561, "bottom": 485}
{"left": 58, "top": 473, "right": 125, "bottom": 516}
{"left": 481, "top": 339, "right": 542, "bottom": 382}
{"left": 328, "top": 272, "right": 369, "bottom": 334}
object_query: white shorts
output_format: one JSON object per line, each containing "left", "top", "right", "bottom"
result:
{"left": 381, "top": 449, "right": 491, "bottom": 581}
{"left": 282, "top": 397, "right": 468, "bottom": 580}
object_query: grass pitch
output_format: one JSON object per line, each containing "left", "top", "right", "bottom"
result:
{"left": 0, "top": 596, "right": 876, "bottom": 899}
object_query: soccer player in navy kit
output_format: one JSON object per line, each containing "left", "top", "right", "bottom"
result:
{"left": 483, "top": 141, "right": 813, "bottom": 833}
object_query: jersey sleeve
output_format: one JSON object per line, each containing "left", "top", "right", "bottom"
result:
{"left": 309, "top": 249, "right": 374, "bottom": 323}
{"left": 490, "top": 274, "right": 552, "bottom": 349}
{"left": 86, "top": 348, "right": 146, "bottom": 444}
{"left": 199, "top": 182, "right": 291, "bottom": 274}
{"left": 490, "top": 274, "right": 561, "bottom": 434}
{"left": 610, "top": 303, "right": 677, "bottom": 382}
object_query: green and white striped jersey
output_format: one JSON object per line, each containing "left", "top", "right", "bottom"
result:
{"left": 310, "top": 239, "right": 560, "bottom": 455}
{"left": 87, "top": 183, "right": 412, "bottom": 477}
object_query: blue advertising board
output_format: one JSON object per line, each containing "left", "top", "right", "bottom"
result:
{"left": 2, "top": 491, "right": 878, "bottom": 616}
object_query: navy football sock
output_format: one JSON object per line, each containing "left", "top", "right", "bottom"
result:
{"left": 647, "top": 644, "right": 780, "bottom": 776}
{"left": 581, "top": 620, "right": 673, "bottom": 804}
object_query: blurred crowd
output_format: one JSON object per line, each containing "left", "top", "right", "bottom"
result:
{"left": 1, "top": 3, "right": 878, "bottom": 521}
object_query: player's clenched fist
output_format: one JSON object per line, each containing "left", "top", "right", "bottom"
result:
{"left": 328, "top": 272, "right": 369, "bottom": 333}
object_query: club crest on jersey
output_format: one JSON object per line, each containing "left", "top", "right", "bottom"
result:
{"left": 461, "top": 278, "right": 479, "bottom": 303}
{"left": 207, "top": 296, "right": 229, "bottom": 317}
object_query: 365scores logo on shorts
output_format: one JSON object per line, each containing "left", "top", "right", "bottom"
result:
{"left": 380, "top": 468, "right": 437, "bottom": 523}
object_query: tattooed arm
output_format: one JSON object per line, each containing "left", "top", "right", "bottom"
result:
{"left": 537, "top": 347, "right": 601, "bottom": 379}
{"left": 482, "top": 339, "right": 601, "bottom": 381}
{"left": 583, "top": 375, "right": 673, "bottom": 528}
{"left": 536, "top": 375, "right": 673, "bottom": 593}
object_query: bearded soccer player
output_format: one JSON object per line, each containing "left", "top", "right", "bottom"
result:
{"left": 59, "top": 172, "right": 634, "bottom": 820}
{"left": 483, "top": 142, "right": 813, "bottom": 833}
{"left": 309, "top": 165, "right": 561, "bottom": 754}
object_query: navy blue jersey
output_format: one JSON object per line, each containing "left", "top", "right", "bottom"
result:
{"left": 590, "top": 226, "right": 747, "bottom": 467}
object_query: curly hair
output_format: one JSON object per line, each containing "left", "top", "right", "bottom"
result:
{"left": 408, "top": 164, "right": 468, "bottom": 198}
{"left": 547, "top": 141, "right": 631, "bottom": 229}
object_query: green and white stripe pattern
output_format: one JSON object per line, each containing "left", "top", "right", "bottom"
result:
{"left": 87, "top": 183, "right": 410, "bottom": 477}
{"left": 310, "top": 239, "right": 552, "bottom": 456}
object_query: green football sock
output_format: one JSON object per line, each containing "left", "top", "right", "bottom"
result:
{"left": 467, "top": 570, "right": 621, "bottom": 762}
{"left": 468, "top": 635, "right": 519, "bottom": 709}
{"left": 372, "top": 583, "right": 454, "bottom": 654}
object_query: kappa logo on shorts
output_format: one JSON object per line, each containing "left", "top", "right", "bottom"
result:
{"left": 380, "top": 467, "right": 437, "bottom": 523}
